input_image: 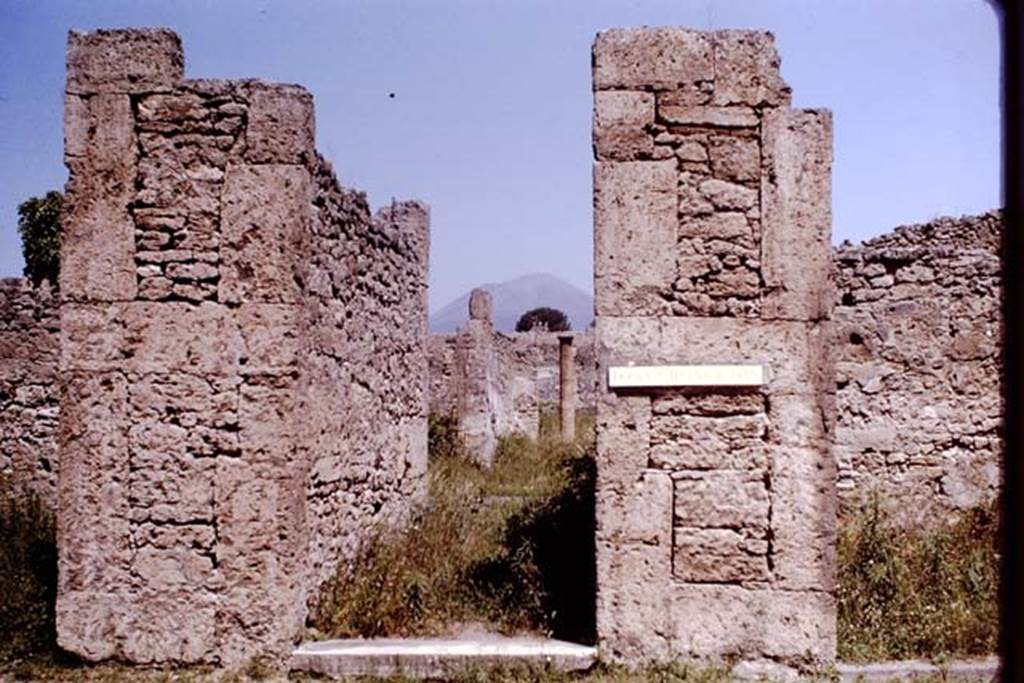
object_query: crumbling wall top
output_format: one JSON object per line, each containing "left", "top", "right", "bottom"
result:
{"left": 67, "top": 28, "right": 184, "bottom": 95}
{"left": 593, "top": 28, "right": 791, "bottom": 107}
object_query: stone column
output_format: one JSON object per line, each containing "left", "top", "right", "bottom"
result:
{"left": 456, "top": 289, "right": 500, "bottom": 465}
{"left": 592, "top": 28, "right": 836, "bottom": 673}
{"left": 558, "top": 334, "right": 577, "bottom": 441}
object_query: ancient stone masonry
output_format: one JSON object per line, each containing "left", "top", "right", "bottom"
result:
{"left": 427, "top": 294, "right": 598, "bottom": 463}
{"left": 57, "top": 28, "right": 428, "bottom": 666}
{"left": 834, "top": 211, "right": 1002, "bottom": 523}
{"left": 592, "top": 28, "right": 836, "bottom": 670}
{"left": 0, "top": 279, "right": 59, "bottom": 498}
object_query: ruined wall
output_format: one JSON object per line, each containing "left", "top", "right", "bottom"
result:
{"left": 427, "top": 289, "right": 597, "bottom": 464}
{"left": 57, "top": 28, "right": 427, "bottom": 666}
{"left": 834, "top": 211, "right": 1002, "bottom": 523}
{"left": 0, "top": 279, "right": 59, "bottom": 498}
{"left": 304, "top": 157, "right": 429, "bottom": 591}
{"left": 592, "top": 28, "right": 836, "bottom": 670}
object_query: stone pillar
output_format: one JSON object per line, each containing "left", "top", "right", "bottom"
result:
{"left": 592, "top": 28, "right": 835, "bottom": 672}
{"left": 58, "top": 28, "right": 314, "bottom": 665}
{"left": 456, "top": 289, "right": 500, "bottom": 465}
{"left": 558, "top": 334, "right": 577, "bottom": 441}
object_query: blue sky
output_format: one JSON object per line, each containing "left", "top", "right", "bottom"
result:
{"left": 0, "top": 0, "right": 1001, "bottom": 310}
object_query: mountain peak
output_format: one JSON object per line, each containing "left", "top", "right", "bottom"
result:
{"left": 430, "top": 273, "right": 594, "bottom": 333}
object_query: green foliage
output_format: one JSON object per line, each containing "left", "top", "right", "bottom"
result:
{"left": 515, "top": 307, "right": 570, "bottom": 333}
{"left": 16, "top": 191, "right": 63, "bottom": 287}
{"left": 836, "top": 497, "right": 999, "bottom": 662}
{"left": 0, "top": 481, "right": 58, "bottom": 662}
{"left": 311, "top": 414, "right": 596, "bottom": 642}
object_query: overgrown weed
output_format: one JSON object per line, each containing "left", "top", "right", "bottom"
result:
{"left": 836, "top": 496, "right": 998, "bottom": 662}
{"left": 310, "top": 411, "right": 596, "bottom": 642}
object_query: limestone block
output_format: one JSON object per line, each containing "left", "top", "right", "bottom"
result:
{"left": 710, "top": 31, "right": 791, "bottom": 107}
{"left": 767, "top": 396, "right": 829, "bottom": 448}
{"left": 235, "top": 304, "right": 298, "bottom": 374}
{"left": 679, "top": 212, "right": 751, "bottom": 241}
{"left": 600, "top": 317, "right": 829, "bottom": 396}
{"left": 60, "top": 304, "right": 125, "bottom": 372}
{"left": 239, "top": 375, "right": 297, "bottom": 463}
{"left": 221, "top": 163, "right": 312, "bottom": 303}
{"left": 699, "top": 178, "right": 758, "bottom": 211}
{"left": 123, "top": 302, "right": 243, "bottom": 376}
{"left": 594, "top": 161, "right": 677, "bottom": 316}
{"left": 596, "top": 541, "right": 672, "bottom": 662}
{"left": 61, "top": 95, "right": 137, "bottom": 302}
{"left": 594, "top": 91, "right": 655, "bottom": 161}
{"left": 128, "top": 450, "right": 216, "bottom": 524}
{"left": 595, "top": 469, "right": 672, "bottom": 544}
{"left": 650, "top": 413, "right": 767, "bottom": 470}
{"left": 673, "top": 527, "right": 770, "bottom": 582}
{"left": 672, "top": 471, "right": 769, "bottom": 532}
{"left": 595, "top": 392, "right": 652, "bottom": 487}
{"left": 761, "top": 108, "right": 833, "bottom": 321}
{"left": 668, "top": 585, "right": 834, "bottom": 664}
{"left": 118, "top": 591, "right": 217, "bottom": 664}
{"left": 708, "top": 136, "right": 760, "bottom": 184}
{"left": 770, "top": 446, "right": 836, "bottom": 591}
{"left": 657, "top": 105, "right": 758, "bottom": 129}
{"left": 244, "top": 82, "right": 316, "bottom": 165}
{"left": 593, "top": 28, "right": 713, "bottom": 91}
{"left": 56, "top": 591, "right": 129, "bottom": 661}
{"left": 67, "top": 29, "right": 183, "bottom": 95}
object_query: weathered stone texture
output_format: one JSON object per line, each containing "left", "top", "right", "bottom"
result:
{"left": 303, "top": 156, "right": 429, "bottom": 592}
{"left": 55, "top": 28, "right": 429, "bottom": 667}
{"left": 834, "top": 211, "right": 1003, "bottom": 523}
{"left": 592, "top": 27, "right": 835, "bottom": 670}
{"left": 0, "top": 279, "right": 60, "bottom": 499}
{"left": 427, "top": 327, "right": 599, "bottom": 455}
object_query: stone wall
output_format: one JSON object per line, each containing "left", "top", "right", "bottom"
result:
{"left": 56, "top": 28, "right": 427, "bottom": 666}
{"left": 834, "top": 210, "right": 1002, "bottom": 523}
{"left": 0, "top": 279, "right": 59, "bottom": 498}
{"left": 591, "top": 28, "right": 836, "bottom": 670}
{"left": 427, "top": 290, "right": 597, "bottom": 464}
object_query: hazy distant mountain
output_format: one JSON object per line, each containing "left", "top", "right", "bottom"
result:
{"left": 430, "top": 273, "right": 594, "bottom": 333}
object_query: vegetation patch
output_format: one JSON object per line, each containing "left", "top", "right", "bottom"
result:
{"left": 310, "top": 411, "right": 596, "bottom": 643}
{"left": 0, "top": 480, "right": 58, "bottom": 663}
{"left": 836, "top": 497, "right": 999, "bottom": 662}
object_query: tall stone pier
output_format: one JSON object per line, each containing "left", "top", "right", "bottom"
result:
{"left": 57, "top": 28, "right": 428, "bottom": 666}
{"left": 592, "top": 28, "right": 836, "bottom": 670}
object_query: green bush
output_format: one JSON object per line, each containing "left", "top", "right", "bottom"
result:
{"left": 836, "top": 497, "right": 999, "bottom": 662}
{"left": 311, "top": 414, "right": 596, "bottom": 642}
{"left": 16, "top": 191, "right": 63, "bottom": 287}
{"left": 0, "top": 482, "right": 58, "bottom": 661}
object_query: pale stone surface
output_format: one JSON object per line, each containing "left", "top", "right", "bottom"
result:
{"left": 592, "top": 27, "right": 834, "bottom": 671}
{"left": 594, "top": 161, "right": 677, "bottom": 316}
{"left": 593, "top": 28, "right": 713, "bottom": 91}
{"left": 761, "top": 108, "right": 834, "bottom": 321}
{"left": 60, "top": 95, "right": 138, "bottom": 302}
{"left": 220, "top": 163, "right": 312, "bottom": 304}
{"left": 67, "top": 28, "right": 183, "bottom": 94}
{"left": 468, "top": 288, "right": 493, "bottom": 321}
{"left": 245, "top": 82, "right": 316, "bottom": 165}
{"left": 54, "top": 28, "right": 430, "bottom": 667}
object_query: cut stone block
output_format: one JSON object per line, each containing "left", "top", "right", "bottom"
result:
{"left": 595, "top": 469, "right": 672, "bottom": 545}
{"left": 596, "top": 541, "right": 672, "bottom": 662}
{"left": 672, "top": 470, "right": 769, "bottom": 532}
{"left": 67, "top": 28, "right": 183, "bottom": 95}
{"left": 220, "top": 163, "right": 312, "bottom": 303}
{"left": 711, "top": 30, "right": 791, "bottom": 107}
{"left": 761, "top": 108, "right": 833, "bottom": 321}
{"left": 245, "top": 82, "right": 316, "bottom": 165}
{"left": 594, "top": 161, "right": 677, "bottom": 316}
{"left": 672, "top": 527, "right": 770, "bottom": 582}
{"left": 593, "top": 28, "right": 713, "bottom": 90}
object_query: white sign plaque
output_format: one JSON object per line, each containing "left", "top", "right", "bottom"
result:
{"left": 608, "top": 364, "right": 764, "bottom": 389}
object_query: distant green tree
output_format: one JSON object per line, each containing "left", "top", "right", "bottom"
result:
{"left": 515, "top": 307, "right": 570, "bottom": 333}
{"left": 17, "top": 191, "right": 63, "bottom": 287}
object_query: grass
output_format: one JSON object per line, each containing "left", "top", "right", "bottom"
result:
{"left": 309, "top": 410, "right": 597, "bottom": 643}
{"left": 0, "top": 479, "right": 58, "bottom": 663}
{"left": 836, "top": 496, "right": 999, "bottom": 662}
